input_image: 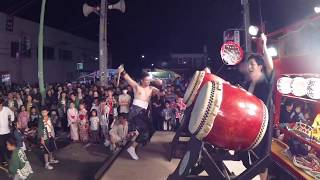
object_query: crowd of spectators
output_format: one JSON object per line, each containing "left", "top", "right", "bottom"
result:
{"left": 280, "top": 99, "right": 317, "bottom": 126}
{"left": 0, "top": 75, "right": 187, "bottom": 179}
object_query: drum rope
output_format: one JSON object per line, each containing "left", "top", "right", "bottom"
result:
{"left": 193, "top": 82, "right": 216, "bottom": 136}
{"left": 247, "top": 103, "right": 268, "bottom": 149}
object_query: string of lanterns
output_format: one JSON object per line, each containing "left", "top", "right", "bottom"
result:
{"left": 277, "top": 76, "right": 320, "bottom": 100}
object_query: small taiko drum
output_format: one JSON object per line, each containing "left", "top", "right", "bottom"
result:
{"left": 184, "top": 70, "right": 226, "bottom": 107}
{"left": 188, "top": 81, "right": 269, "bottom": 150}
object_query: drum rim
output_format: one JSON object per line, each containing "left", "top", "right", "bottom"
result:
{"left": 188, "top": 81, "right": 223, "bottom": 140}
{"left": 247, "top": 102, "right": 269, "bottom": 149}
{"left": 183, "top": 71, "right": 205, "bottom": 107}
{"left": 179, "top": 151, "right": 191, "bottom": 176}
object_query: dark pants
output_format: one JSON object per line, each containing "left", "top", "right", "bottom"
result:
{"left": 41, "top": 137, "right": 55, "bottom": 154}
{"left": 0, "top": 133, "right": 11, "bottom": 163}
{"left": 128, "top": 105, "right": 152, "bottom": 146}
{"left": 108, "top": 115, "right": 114, "bottom": 130}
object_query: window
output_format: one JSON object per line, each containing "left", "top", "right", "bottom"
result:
{"left": 58, "top": 49, "right": 73, "bottom": 61}
{"left": 44, "top": 47, "right": 55, "bottom": 60}
{"left": 11, "top": 42, "right": 19, "bottom": 58}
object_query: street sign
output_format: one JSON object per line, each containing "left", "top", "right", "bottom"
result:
{"left": 77, "top": 63, "right": 83, "bottom": 70}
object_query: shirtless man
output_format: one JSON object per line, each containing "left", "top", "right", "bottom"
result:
{"left": 118, "top": 66, "right": 162, "bottom": 160}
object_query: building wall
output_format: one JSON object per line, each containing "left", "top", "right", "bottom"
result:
{"left": 0, "top": 13, "right": 99, "bottom": 84}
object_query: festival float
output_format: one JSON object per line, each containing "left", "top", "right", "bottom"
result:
{"left": 270, "top": 13, "right": 320, "bottom": 179}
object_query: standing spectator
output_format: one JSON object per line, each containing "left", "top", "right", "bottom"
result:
{"left": 91, "top": 98, "right": 101, "bottom": 118}
{"left": 100, "top": 98, "right": 109, "bottom": 141}
{"left": 118, "top": 88, "right": 131, "bottom": 114}
{"left": 77, "top": 88, "right": 84, "bottom": 101}
{"left": 19, "top": 90, "right": 25, "bottom": 103}
{"left": 45, "top": 90, "right": 55, "bottom": 110}
{"left": 151, "top": 92, "right": 163, "bottom": 131}
{"left": 70, "top": 93, "right": 80, "bottom": 110}
{"left": 58, "top": 92, "right": 68, "bottom": 132}
{"left": 18, "top": 105, "right": 30, "bottom": 130}
{"left": 161, "top": 101, "right": 175, "bottom": 131}
{"left": 38, "top": 107, "right": 59, "bottom": 170}
{"left": 31, "top": 88, "right": 42, "bottom": 107}
{"left": 84, "top": 90, "right": 94, "bottom": 111}
{"left": 106, "top": 89, "right": 118, "bottom": 128}
{"left": 7, "top": 137, "right": 33, "bottom": 180}
{"left": 174, "top": 97, "right": 186, "bottom": 130}
{"left": 90, "top": 109, "right": 100, "bottom": 143}
{"left": 57, "top": 86, "right": 63, "bottom": 100}
{"left": 5, "top": 93, "right": 18, "bottom": 112}
{"left": 78, "top": 103, "right": 89, "bottom": 143}
{"left": 0, "top": 98, "right": 15, "bottom": 165}
{"left": 165, "top": 87, "right": 177, "bottom": 103}
{"left": 25, "top": 95, "right": 34, "bottom": 114}
{"left": 67, "top": 102, "right": 79, "bottom": 142}
{"left": 29, "top": 107, "right": 40, "bottom": 129}
{"left": 50, "top": 110, "right": 59, "bottom": 133}
{"left": 15, "top": 93, "right": 23, "bottom": 109}
{"left": 13, "top": 121, "right": 27, "bottom": 151}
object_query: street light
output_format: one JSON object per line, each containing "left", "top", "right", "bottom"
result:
{"left": 141, "top": 55, "right": 145, "bottom": 59}
{"left": 315, "top": 6, "right": 320, "bottom": 14}
{"left": 249, "top": 25, "right": 259, "bottom": 36}
{"left": 267, "top": 47, "right": 278, "bottom": 57}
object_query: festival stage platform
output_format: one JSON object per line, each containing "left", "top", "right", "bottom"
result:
{"left": 101, "top": 131, "right": 180, "bottom": 180}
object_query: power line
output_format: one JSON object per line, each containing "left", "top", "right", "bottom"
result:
{"left": 7, "top": 0, "right": 39, "bottom": 16}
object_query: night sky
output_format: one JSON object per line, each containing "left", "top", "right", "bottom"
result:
{"left": 0, "top": 0, "right": 319, "bottom": 71}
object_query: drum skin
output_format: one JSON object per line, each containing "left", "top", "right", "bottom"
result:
{"left": 184, "top": 71, "right": 226, "bottom": 107}
{"left": 189, "top": 81, "right": 268, "bottom": 150}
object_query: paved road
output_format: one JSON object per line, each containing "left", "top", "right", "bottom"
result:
{"left": 1, "top": 139, "right": 110, "bottom": 180}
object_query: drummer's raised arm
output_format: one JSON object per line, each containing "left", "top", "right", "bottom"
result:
{"left": 122, "top": 73, "right": 138, "bottom": 89}
{"left": 261, "top": 33, "right": 274, "bottom": 76}
{"left": 118, "top": 66, "right": 138, "bottom": 89}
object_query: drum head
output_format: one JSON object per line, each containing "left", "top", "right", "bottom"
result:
{"left": 183, "top": 71, "right": 205, "bottom": 107}
{"left": 179, "top": 151, "right": 191, "bottom": 176}
{"left": 188, "top": 81, "right": 223, "bottom": 140}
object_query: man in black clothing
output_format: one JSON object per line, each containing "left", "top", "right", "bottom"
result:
{"left": 280, "top": 100, "right": 294, "bottom": 124}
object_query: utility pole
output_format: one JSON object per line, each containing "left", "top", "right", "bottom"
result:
{"left": 241, "top": 0, "right": 251, "bottom": 53}
{"left": 99, "top": 0, "right": 108, "bottom": 87}
{"left": 38, "top": 0, "right": 46, "bottom": 105}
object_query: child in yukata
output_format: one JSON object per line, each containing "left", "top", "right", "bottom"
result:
{"left": 7, "top": 137, "right": 33, "bottom": 180}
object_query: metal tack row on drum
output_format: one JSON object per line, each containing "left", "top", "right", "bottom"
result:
{"left": 183, "top": 70, "right": 269, "bottom": 151}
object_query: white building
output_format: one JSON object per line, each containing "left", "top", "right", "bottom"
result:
{"left": 0, "top": 12, "right": 100, "bottom": 84}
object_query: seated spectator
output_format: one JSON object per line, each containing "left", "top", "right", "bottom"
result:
{"left": 109, "top": 113, "right": 129, "bottom": 151}
{"left": 280, "top": 99, "right": 294, "bottom": 124}
{"left": 7, "top": 137, "right": 33, "bottom": 180}
{"left": 290, "top": 103, "right": 305, "bottom": 122}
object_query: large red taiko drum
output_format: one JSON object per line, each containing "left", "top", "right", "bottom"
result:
{"left": 184, "top": 70, "right": 226, "bottom": 107}
{"left": 188, "top": 80, "right": 269, "bottom": 150}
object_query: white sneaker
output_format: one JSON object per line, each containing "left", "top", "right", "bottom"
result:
{"left": 45, "top": 163, "right": 54, "bottom": 170}
{"left": 50, "top": 159, "right": 59, "bottom": 164}
{"left": 127, "top": 146, "right": 139, "bottom": 160}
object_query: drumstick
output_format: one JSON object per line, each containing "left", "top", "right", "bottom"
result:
{"left": 116, "top": 64, "right": 124, "bottom": 87}
{"left": 43, "top": 143, "right": 51, "bottom": 154}
{"left": 53, "top": 139, "right": 58, "bottom": 150}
